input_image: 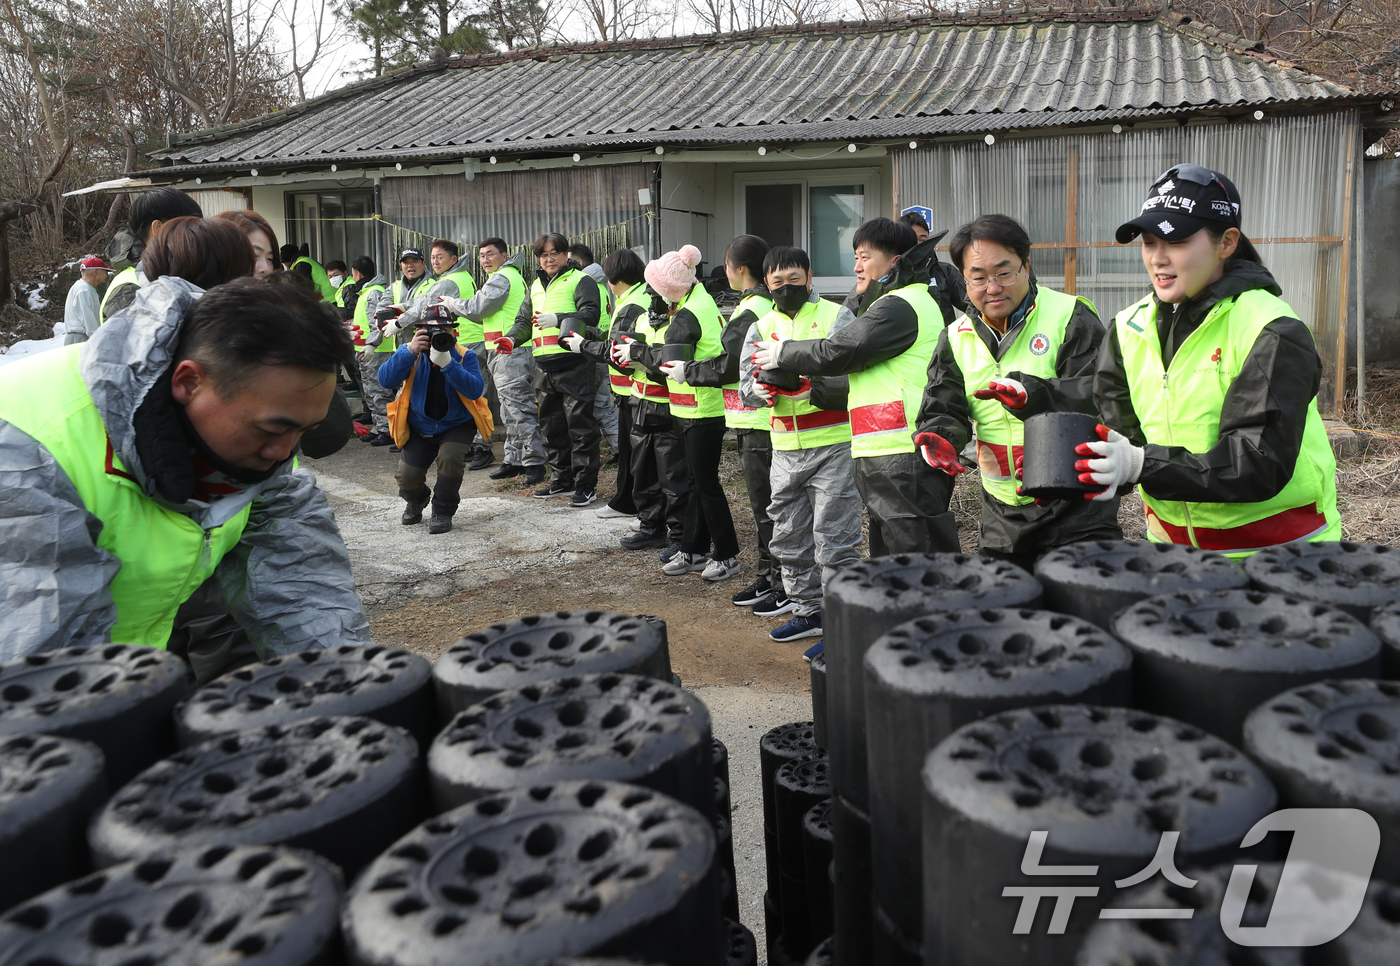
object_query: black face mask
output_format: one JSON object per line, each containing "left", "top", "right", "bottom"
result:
{"left": 772, "top": 283, "right": 809, "bottom": 314}
{"left": 176, "top": 404, "right": 285, "bottom": 488}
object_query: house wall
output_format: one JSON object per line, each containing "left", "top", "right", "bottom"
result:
{"left": 1352, "top": 157, "right": 1400, "bottom": 366}
{"left": 893, "top": 112, "right": 1357, "bottom": 412}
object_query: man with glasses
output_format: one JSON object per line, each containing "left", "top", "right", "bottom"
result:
{"left": 914, "top": 214, "right": 1121, "bottom": 571}
{"left": 365, "top": 248, "right": 435, "bottom": 447}
{"left": 753, "top": 217, "right": 960, "bottom": 556}
{"left": 437, "top": 238, "right": 546, "bottom": 485}
{"left": 498, "top": 233, "right": 602, "bottom": 506}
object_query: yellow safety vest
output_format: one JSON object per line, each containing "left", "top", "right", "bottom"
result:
{"left": 436, "top": 267, "right": 481, "bottom": 343}
{"left": 482, "top": 264, "right": 527, "bottom": 344}
{"left": 948, "top": 287, "right": 1091, "bottom": 506}
{"left": 529, "top": 268, "right": 586, "bottom": 360}
{"left": 99, "top": 266, "right": 140, "bottom": 321}
{"left": 350, "top": 283, "right": 387, "bottom": 348}
{"left": 846, "top": 283, "right": 942, "bottom": 459}
{"left": 724, "top": 292, "right": 774, "bottom": 432}
{"left": 755, "top": 299, "right": 851, "bottom": 451}
{"left": 609, "top": 283, "right": 651, "bottom": 398}
{"left": 664, "top": 285, "right": 725, "bottom": 420}
{"left": 0, "top": 346, "right": 250, "bottom": 647}
{"left": 1115, "top": 288, "right": 1340, "bottom": 555}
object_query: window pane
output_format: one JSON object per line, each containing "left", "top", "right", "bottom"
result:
{"left": 746, "top": 183, "right": 800, "bottom": 248}
{"left": 810, "top": 185, "right": 864, "bottom": 277}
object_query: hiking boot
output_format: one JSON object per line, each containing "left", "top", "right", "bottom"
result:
{"left": 489, "top": 463, "right": 523, "bottom": 480}
{"left": 428, "top": 514, "right": 453, "bottom": 534}
{"left": 522, "top": 465, "right": 547, "bottom": 486}
{"left": 401, "top": 488, "right": 431, "bottom": 525}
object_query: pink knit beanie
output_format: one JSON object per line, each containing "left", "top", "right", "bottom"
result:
{"left": 645, "top": 245, "right": 702, "bottom": 303}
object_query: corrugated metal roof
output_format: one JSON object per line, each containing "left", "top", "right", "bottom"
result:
{"left": 146, "top": 9, "right": 1373, "bottom": 175}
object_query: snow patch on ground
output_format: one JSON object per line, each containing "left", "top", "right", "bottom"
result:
{"left": 22, "top": 283, "right": 49, "bottom": 311}
{"left": 0, "top": 327, "right": 62, "bottom": 367}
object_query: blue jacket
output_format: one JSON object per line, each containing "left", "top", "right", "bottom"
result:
{"left": 377, "top": 345, "right": 485, "bottom": 436}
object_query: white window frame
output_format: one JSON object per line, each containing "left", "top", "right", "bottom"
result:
{"left": 734, "top": 167, "right": 881, "bottom": 295}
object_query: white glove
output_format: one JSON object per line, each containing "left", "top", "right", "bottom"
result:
{"left": 436, "top": 294, "right": 468, "bottom": 317}
{"left": 562, "top": 332, "right": 586, "bottom": 352}
{"left": 751, "top": 380, "right": 776, "bottom": 405}
{"left": 613, "top": 342, "right": 636, "bottom": 366}
{"left": 1075, "top": 426, "right": 1144, "bottom": 502}
{"left": 659, "top": 360, "right": 687, "bottom": 382}
{"left": 752, "top": 336, "right": 788, "bottom": 370}
{"left": 429, "top": 347, "right": 453, "bottom": 369}
{"left": 535, "top": 312, "right": 559, "bottom": 328}
{"left": 381, "top": 318, "right": 404, "bottom": 339}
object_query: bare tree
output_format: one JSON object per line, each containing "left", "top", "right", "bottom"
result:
{"left": 280, "top": 0, "right": 347, "bottom": 100}
{"left": 577, "top": 0, "right": 657, "bottom": 41}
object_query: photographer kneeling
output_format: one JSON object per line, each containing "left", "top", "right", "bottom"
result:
{"left": 378, "top": 307, "right": 488, "bottom": 534}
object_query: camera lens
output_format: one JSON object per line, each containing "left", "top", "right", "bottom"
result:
{"left": 430, "top": 330, "right": 455, "bottom": 353}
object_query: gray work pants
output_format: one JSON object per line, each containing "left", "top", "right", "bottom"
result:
{"left": 768, "top": 441, "right": 863, "bottom": 617}
{"left": 358, "top": 348, "right": 394, "bottom": 435}
{"left": 487, "top": 346, "right": 546, "bottom": 468}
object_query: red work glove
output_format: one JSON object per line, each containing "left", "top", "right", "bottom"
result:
{"left": 493, "top": 336, "right": 514, "bottom": 355}
{"left": 915, "top": 432, "right": 966, "bottom": 476}
{"left": 972, "top": 378, "right": 1028, "bottom": 410}
{"left": 352, "top": 421, "right": 370, "bottom": 437}
{"left": 1074, "top": 424, "right": 1143, "bottom": 502}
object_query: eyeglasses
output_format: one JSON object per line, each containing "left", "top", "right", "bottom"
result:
{"left": 538, "top": 249, "right": 563, "bottom": 258}
{"left": 964, "top": 263, "right": 1025, "bottom": 292}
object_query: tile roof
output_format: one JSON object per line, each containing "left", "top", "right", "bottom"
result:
{"left": 145, "top": 7, "right": 1375, "bottom": 175}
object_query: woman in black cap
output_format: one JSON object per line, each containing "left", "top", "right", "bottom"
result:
{"left": 1074, "top": 163, "right": 1340, "bottom": 555}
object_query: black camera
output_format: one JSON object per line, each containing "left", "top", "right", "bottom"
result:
{"left": 418, "top": 304, "right": 458, "bottom": 353}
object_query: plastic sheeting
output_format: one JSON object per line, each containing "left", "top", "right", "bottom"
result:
{"left": 893, "top": 112, "right": 1355, "bottom": 410}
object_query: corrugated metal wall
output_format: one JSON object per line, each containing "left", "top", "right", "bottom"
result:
{"left": 381, "top": 164, "right": 652, "bottom": 252}
{"left": 892, "top": 112, "right": 1356, "bottom": 411}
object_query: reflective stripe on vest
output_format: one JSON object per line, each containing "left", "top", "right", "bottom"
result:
{"left": 664, "top": 285, "right": 725, "bottom": 420}
{"left": 438, "top": 268, "right": 481, "bottom": 343}
{"left": 1114, "top": 288, "right": 1340, "bottom": 556}
{"left": 756, "top": 299, "right": 851, "bottom": 450}
{"left": 0, "top": 345, "right": 250, "bottom": 647}
{"left": 609, "top": 283, "right": 651, "bottom": 397}
{"left": 482, "top": 264, "right": 527, "bottom": 342}
{"left": 630, "top": 308, "right": 668, "bottom": 401}
{"left": 99, "top": 266, "right": 140, "bottom": 320}
{"left": 846, "top": 284, "right": 943, "bottom": 458}
{"left": 530, "top": 269, "right": 585, "bottom": 359}
{"left": 724, "top": 292, "right": 773, "bottom": 431}
{"left": 352, "top": 282, "right": 387, "bottom": 349}
{"left": 948, "top": 287, "right": 1089, "bottom": 505}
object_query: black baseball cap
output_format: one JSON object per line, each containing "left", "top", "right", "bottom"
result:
{"left": 400, "top": 247, "right": 425, "bottom": 261}
{"left": 1116, "top": 164, "right": 1243, "bottom": 244}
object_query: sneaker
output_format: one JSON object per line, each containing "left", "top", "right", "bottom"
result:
{"left": 401, "top": 489, "right": 431, "bottom": 526}
{"left": 595, "top": 504, "right": 630, "bottom": 519}
{"left": 802, "top": 639, "right": 825, "bottom": 663}
{"left": 702, "top": 557, "right": 741, "bottom": 582}
{"left": 534, "top": 480, "right": 575, "bottom": 499}
{"left": 489, "top": 463, "right": 522, "bottom": 480}
{"left": 752, "top": 591, "right": 797, "bottom": 618}
{"left": 731, "top": 576, "right": 772, "bottom": 607}
{"left": 369, "top": 432, "right": 394, "bottom": 447}
{"left": 771, "top": 611, "right": 823, "bottom": 642}
{"left": 522, "top": 466, "right": 547, "bottom": 486}
{"left": 468, "top": 448, "right": 495, "bottom": 471}
{"left": 570, "top": 489, "right": 597, "bottom": 508}
{"left": 620, "top": 530, "right": 667, "bottom": 550}
{"left": 662, "top": 552, "right": 709, "bottom": 576}
{"left": 658, "top": 541, "right": 684, "bottom": 564}
{"left": 428, "top": 513, "right": 453, "bottom": 534}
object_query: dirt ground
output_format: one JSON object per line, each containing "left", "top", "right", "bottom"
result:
{"left": 322, "top": 368, "right": 1400, "bottom": 695}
